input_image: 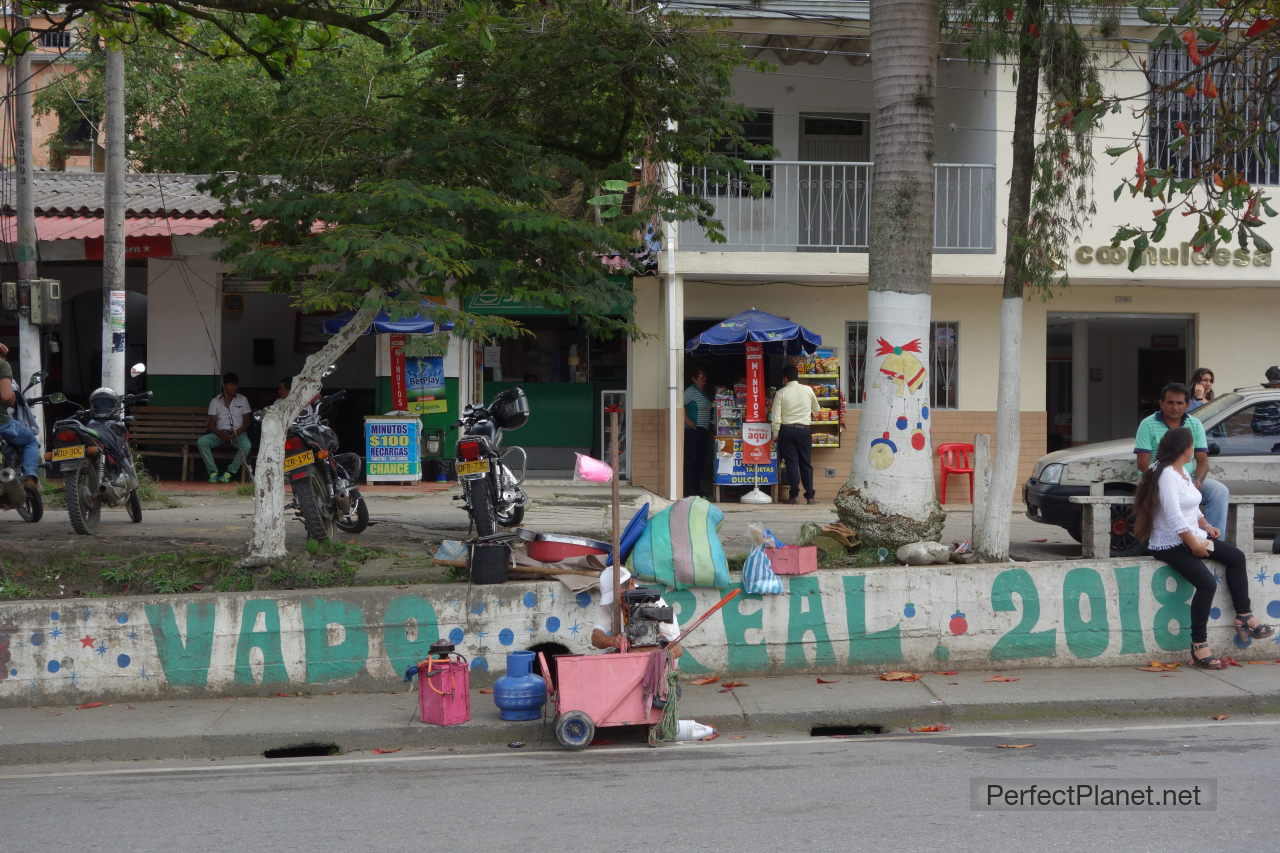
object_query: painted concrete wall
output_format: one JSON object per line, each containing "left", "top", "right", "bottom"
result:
{"left": 5, "top": 556, "right": 1280, "bottom": 707}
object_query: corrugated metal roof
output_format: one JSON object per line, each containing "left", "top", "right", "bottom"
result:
{"left": 0, "top": 171, "right": 223, "bottom": 217}
{"left": 0, "top": 214, "right": 220, "bottom": 241}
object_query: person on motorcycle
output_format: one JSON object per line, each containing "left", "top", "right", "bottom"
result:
{"left": 0, "top": 342, "right": 42, "bottom": 493}
{"left": 198, "top": 371, "right": 253, "bottom": 483}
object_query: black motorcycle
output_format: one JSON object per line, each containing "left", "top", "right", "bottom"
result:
{"left": 453, "top": 386, "right": 528, "bottom": 537}
{"left": 0, "top": 369, "right": 62, "bottom": 523}
{"left": 49, "top": 387, "right": 153, "bottom": 534}
{"left": 283, "top": 389, "right": 369, "bottom": 541}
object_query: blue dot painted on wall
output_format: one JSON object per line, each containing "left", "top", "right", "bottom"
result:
{"left": 1210, "top": 607, "right": 1222, "bottom": 620}
{"left": 9, "top": 668, "right": 17, "bottom": 677}
{"left": 117, "top": 613, "right": 129, "bottom": 625}
{"left": 448, "top": 627, "right": 465, "bottom": 644}
{"left": 30, "top": 632, "right": 43, "bottom": 647}
{"left": 498, "top": 628, "right": 515, "bottom": 646}
{"left": 575, "top": 592, "right": 592, "bottom": 609}
{"left": 904, "top": 603, "right": 917, "bottom": 619}
{"left": 1268, "top": 601, "right": 1280, "bottom": 620}
{"left": 546, "top": 616, "right": 561, "bottom": 633}
{"left": 922, "top": 406, "right": 930, "bottom": 420}
{"left": 47, "top": 660, "right": 60, "bottom": 673}
{"left": 470, "top": 657, "right": 489, "bottom": 672}
{"left": 117, "top": 654, "right": 131, "bottom": 669}
{"left": 470, "top": 601, "right": 486, "bottom": 616}
{"left": 50, "top": 611, "right": 60, "bottom": 621}
{"left": 1273, "top": 574, "right": 1280, "bottom": 585}
{"left": 523, "top": 592, "right": 537, "bottom": 609}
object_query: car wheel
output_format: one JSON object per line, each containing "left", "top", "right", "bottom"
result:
{"left": 1108, "top": 501, "right": 1147, "bottom": 558}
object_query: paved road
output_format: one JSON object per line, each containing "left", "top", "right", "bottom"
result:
{"left": 2, "top": 718, "right": 1267, "bottom": 852}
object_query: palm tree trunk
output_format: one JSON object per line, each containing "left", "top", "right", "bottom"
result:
{"left": 836, "top": 0, "right": 944, "bottom": 547}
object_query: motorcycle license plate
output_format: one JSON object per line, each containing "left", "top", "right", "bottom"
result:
{"left": 283, "top": 450, "right": 315, "bottom": 472}
{"left": 456, "top": 459, "right": 490, "bottom": 477}
{"left": 53, "top": 445, "right": 85, "bottom": 462}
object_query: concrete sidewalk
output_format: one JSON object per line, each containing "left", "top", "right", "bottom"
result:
{"left": 6, "top": 664, "right": 1280, "bottom": 766}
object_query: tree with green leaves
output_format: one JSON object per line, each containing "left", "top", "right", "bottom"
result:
{"left": 1106, "top": 1, "right": 1277, "bottom": 263}
{"left": 946, "top": 1, "right": 1111, "bottom": 560}
{"left": 27, "top": 3, "right": 762, "bottom": 567}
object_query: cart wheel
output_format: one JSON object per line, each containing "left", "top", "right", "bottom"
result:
{"left": 555, "top": 710, "right": 596, "bottom": 750}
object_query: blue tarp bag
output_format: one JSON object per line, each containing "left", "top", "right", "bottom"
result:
{"left": 741, "top": 544, "right": 783, "bottom": 595}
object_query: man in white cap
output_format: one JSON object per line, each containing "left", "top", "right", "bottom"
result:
{"left": 590, "top": 567, "right": 682, "bottom": 658}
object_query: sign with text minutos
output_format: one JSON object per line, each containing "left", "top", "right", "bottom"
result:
{"left": 745, "top": 341, "right": 767, "bottom": 423}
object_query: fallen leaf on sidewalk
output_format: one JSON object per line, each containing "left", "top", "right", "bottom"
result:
{"left": 718, "top": 681, "right": 749, "bottom": 692}
{"left": 909, "top": 724, "right": 952, "bottom": 733}
{"left": 373, "top": 746, "right": 403, "bottom": 754}
{"left": 688, "top": 675, "right": 720, "bottom": 686}
{"left": 879, "top": 670, "right": 922, "bottom": 682}
{"left": 1211, "top": 714, "right": 1229, "bottom": 721}
{"left": 933, "top": 670, "right": 958, "bottom": 676}
{"left": 1029, "top": 539, "right": 1048, "bottom": 543}
{"left": 985, "top": 675, "right": 1019, "bottom": 683}
{"left": 997, "top": 743, "right": 1035, "bottom": 749}
{"left": 479, "top": 688, "right": 494, "bottom": 694}
{"left": 76, "top": 702, "right": 106, "bottom": 710}
{"left": 1220, "top": 656, "right": 1244, "bottom": 668}
{"left": 732, "top": 735, "right": 746, "bottom": 740}
{"left": 277, "top": 692, "right": 290, "bottom": 697}
{"left": 816, "top": 677, "right": 839, "bottom": 684}
{"left": 1138, "top": 661, "right": 1181, "bottom": 672}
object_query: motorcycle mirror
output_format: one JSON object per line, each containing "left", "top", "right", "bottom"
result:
{"left": 28, "top": 370, "right": 47, "bottom": 385}
{"left": 322, "top": 365, "right": 337, "bottom": 378}
{"left": 46, "top": 392, "right": 66, "bottom": 404}
{"left": 130, "top": 362, "right": 147, "bottom": 378}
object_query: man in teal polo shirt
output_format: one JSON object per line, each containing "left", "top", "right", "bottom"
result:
{"left": 1135, "top": 381, "right": 1228, "bottom": 534}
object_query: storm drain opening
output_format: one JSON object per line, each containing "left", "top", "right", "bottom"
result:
{"left": 263, "top": 743, "right": 341, "bottom": 759}
{"left": 810, "top": 725, "right": 885, "bottom": 737}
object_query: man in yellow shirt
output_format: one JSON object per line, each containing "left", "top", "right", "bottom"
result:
{"left": 770, "top": 364, "right": 821, "bottom": 504}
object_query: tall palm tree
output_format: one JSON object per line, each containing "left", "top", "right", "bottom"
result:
{"left": 835, "top": 0, "right": 944, "bottom": 546}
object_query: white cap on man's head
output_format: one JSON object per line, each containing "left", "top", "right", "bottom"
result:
{"left": 598, "top": 567, "right": 631, "bottom": 605}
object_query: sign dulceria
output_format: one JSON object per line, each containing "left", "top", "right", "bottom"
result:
{"left": 1074, "top": 242, "right": 1271, "bottom": 268}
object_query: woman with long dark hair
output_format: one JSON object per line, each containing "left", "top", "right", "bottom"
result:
{"left": 1187, "top": 367, "right": 1214, "bottom": 412}
{"left": 1134, "top": 427, "right": 1274, "bottom": 668}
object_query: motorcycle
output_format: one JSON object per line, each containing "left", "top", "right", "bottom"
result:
{"left": 0, "top": 369, "right": 63, "bottom": 523}
{"left": 282, "top": 389, "right": 369, "bottom": 541}
{"left": 452, "top": 386, "right": 529, "bottom": 537}
{"left": 49, "top": 387, "right": 153, "bottom": 534}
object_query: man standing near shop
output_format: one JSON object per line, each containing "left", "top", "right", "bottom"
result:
{"left": 682, "top": 367, "right": 712, "bottom": 497}
{"left": 1135, "top": 381, "right": 1228, "bottom": 534}
{"left": 771, "top": 364, "right": 821, "bottom": 505}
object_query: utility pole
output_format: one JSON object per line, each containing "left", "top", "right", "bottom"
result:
{"left": 14, "top": 18, "right": 46, "bottom": 442}
{"left": 102, "top": 44, "right": 126, "bottom": 393}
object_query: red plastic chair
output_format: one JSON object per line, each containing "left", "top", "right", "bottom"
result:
{"left": 937, "top": 442, "right": 974, "bottom": 503}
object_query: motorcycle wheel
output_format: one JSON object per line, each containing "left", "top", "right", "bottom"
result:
{"left": 18, "top": 481, "right": 42, "bottom": 523}
{"left": 293, "top": 469, "right": 335, "bottom": 541}
{"left": 335, "top": 489, "right": 369, "bottom": 534}
{"left": 126, "top": 490, "right": 143, "bottom": 523}
{"left": 465, "top": 478, "right": 499, "bottom": 537}
{"left": 65, "top": 465, "right": 101, "bottom": 535}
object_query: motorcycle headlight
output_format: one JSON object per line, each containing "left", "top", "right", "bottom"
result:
{"left": 1038, "top": 463, "right": 1065, "bottom": 485}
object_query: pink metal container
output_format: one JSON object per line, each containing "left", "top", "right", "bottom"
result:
{"left": 416, "top": 657, "right": 471, "bottom": 726}
{"left": 766, "top": 545, "right": 818, "bottom": 575}
{"left": 545, "top": 651, "right": 664, "bottom": 748}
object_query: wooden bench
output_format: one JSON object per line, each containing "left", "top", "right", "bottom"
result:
{"left": 1067, "top": 458, "right": 1280, "bottom": 558}
{"left": 129, "top": 406, "right": 251, "bottom": 482}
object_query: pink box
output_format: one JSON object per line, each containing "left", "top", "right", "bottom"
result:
{"left": 766, "top": 545, "right": 817, "bottom": 575}
{"left": 417, "top": 659, "right": 471, "bottom": 725}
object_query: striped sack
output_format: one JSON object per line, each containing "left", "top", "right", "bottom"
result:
{"left": 741, "top": 545, "right": 783, "bottom": 595}
{"left": 627, "top": 496, "right": 729, "bottom": 589}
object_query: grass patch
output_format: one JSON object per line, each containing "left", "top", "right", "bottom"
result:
{"left": 0, "top": 538, "right": 392, "bottom": 600}
{"left": 37, "top": 459, "right": 180, "bottom": 510}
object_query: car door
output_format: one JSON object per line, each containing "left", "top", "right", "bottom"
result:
{"left": 1204, "top": 400, "right": 1280, "bottom": 532}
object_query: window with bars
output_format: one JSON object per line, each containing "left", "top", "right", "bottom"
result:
{"left": 38, "top": 29, "right": 73, "bottom": 49}
{"left": 846, "top": 321, "right": 959, "bottom": 409}
{"left": 1147, "top": 46, "right": 1279, "bottom": 186}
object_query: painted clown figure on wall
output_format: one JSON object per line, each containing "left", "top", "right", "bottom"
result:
{"left": 868, "top": 337, "right": 930, "bottom": 470}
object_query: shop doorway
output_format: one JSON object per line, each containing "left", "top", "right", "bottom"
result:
{"left": 1044, "top": 313, "right": 1194, "bottom": 450}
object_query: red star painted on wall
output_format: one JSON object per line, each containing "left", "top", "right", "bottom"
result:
{"left": 80, "top": 635, "right": 95, "bottom": 649}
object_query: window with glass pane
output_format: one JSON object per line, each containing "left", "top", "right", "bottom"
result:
{"left": 1147, "top": 46, "right": 1279, "bottom": 186}
{"left": 685, "top": 109, "right": 773, "bottom": 198}
{"left": 846, "top": 321, "right": 959, "bottom": 409}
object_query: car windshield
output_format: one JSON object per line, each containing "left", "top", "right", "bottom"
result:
{"left": 1190, "top": 393, "right": 1243, "bottom": 425}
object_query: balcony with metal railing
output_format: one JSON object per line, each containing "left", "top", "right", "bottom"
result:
{"left": 678, "top": 161, "right": 997, "bottom": 254}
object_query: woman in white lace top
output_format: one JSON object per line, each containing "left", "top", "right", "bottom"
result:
{"left": 1133, "top": 428, "right": 1273, "bottom": 669}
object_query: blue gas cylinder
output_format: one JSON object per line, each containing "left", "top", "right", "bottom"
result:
{"left": 493, "top": 651, "right": 547, "bottom": 721}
